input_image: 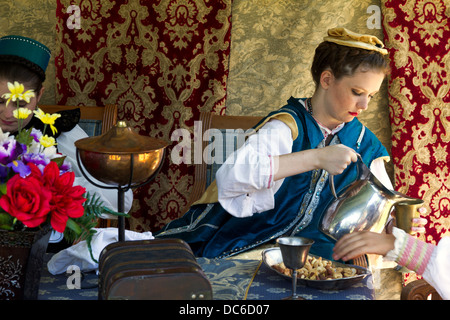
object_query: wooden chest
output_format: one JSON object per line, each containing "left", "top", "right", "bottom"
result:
{"left": 98, "top": 238, "right": 212, "bottom": 300}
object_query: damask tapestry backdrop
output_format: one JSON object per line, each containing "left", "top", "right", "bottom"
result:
{"left": 4, "top": 0, "right": 390, "bottom": 232}
{"left": 55, "top": 0, "right": 232, "bottom": 231}
{"left": 382, "top": 0, "right": 450, "bottom": 283}
{"left": 9, "top": 1, "right": 448, "bottom": 257}
{"left": 226, "top": 0, "right": 392, "bottom": 176}
{"left": 54, "top": 0, "right": 390, "bottom": 231}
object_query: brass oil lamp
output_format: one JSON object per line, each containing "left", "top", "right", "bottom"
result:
{"left": 75, "top": 121, "right": 168, "bottom": 241}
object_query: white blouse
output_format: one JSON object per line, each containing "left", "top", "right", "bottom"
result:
{"left": 216, "top": 117, "right": 393, "bottom": 218}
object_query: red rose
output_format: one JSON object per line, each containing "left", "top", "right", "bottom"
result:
{"left": 39, "top": 161, "right": 86, "bottom": 233}
{"left": 0, "top": 171, "right": 52, "bottom": 228}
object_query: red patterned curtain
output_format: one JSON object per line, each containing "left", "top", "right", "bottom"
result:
{"left": 382, "top": 0, "right": 450, "bottom": 283}
{"left": 56, "top": 0, "right": 232, "bottom": 231}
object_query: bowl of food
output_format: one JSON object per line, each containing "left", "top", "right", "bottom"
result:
{"left": 262, "top": 247, "right": 370, "bottom": 290}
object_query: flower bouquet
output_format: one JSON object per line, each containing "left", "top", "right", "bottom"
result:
{"left": 0, "top": 81, "right": 126, "bottom": 299}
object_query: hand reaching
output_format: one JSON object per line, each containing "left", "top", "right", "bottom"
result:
{"left": 332, "top": 231, "right": 396, "bottom": 262}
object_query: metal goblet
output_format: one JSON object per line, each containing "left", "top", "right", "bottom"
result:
{"left": 277, "top": 237, "right": 314, "bottom": 300}
{"left": 393, "top": 199, "right": 424, "bottom": 273}
{"left": 395, "top": 199, "right": 424, "bottom": 234}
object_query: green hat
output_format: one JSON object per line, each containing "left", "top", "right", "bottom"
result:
{"left": 0, "top": 35, "right": 51, "bottom": 75}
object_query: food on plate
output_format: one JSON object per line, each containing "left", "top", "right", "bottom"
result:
{"left": 272, "top": 255, "right": 358, "bottom": 280}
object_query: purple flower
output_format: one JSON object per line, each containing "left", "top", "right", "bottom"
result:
{"left": 7, "top": 160, "right": 31, "bottom": 178}
{"left": 0, "top": 165, "right": 8, "bottom": 183}
{"left": 30, "top": 128, "right": 42, "bottom": 143}
{"left": 22, "top": 153, "right": 50, "bottom": 173}
{"left": 0, "top": 139, "right": 24, "bottom": 165}
{"left": 59, "top": 160, "right": 72, "bottom": 174}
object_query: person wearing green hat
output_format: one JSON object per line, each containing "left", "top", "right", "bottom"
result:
{"left": 0, "top": 35, "right": 51, "bottom": 133}
{"left": 0, "top": 35, "right": 133, "bottom": 249}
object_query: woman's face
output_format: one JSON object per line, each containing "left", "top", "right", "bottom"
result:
{"left": 0, "top": 79, "right": 42, "bottom": 133}
{"left": 320, "top": 68, "right": 385, "bottom": 129}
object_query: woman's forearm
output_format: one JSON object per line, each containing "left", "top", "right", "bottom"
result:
{"left": 273, "top": 144, "right": 358, "bottom": 181}
{"left": 273, "top": 149, "right": 320, "bottom": 181}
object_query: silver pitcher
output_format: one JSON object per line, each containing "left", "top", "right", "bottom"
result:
{"left": 320, "top": 154, "right": 422, "bottom": 240}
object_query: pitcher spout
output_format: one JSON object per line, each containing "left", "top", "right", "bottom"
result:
{"left": 390, "top": 190, "right": 424, "bottom": 206}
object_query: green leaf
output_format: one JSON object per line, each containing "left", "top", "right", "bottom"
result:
{"left": 62, "top": 192, "right": 130, "bottom": 263}
{"left": 15, "top": 127, "right": 34, "bottom": 146}
{"left": 0, "top": 213, "right": 14, "bottom": 230}
{"left": 51, "top": 156, "right": 67, "bottom": 168}
{"left": 0, "top": 183, "right": 7, "bottom": 195}
{"left": 65, "top": 218, "right": 82, "bottom": 235}
{"left": 82, "top": 192, "right": 129, "bottom": 218}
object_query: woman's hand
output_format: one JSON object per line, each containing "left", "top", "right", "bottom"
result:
{"left": 335, "top": 207, "right": 429, "bottom": 261}
{"left": 316, "top": 144, "right": 358, "bottom": 175}
{"left": 332, "top": 231, "right": 395, "bottom": 262}
{"left": 273, "top": 144, "right": 357, "bottom": 180}
{"left": 411, "top": 216, "right": 427, "bottom": 234}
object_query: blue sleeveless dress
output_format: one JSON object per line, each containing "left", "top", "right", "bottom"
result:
{"left": 155, "top": 97, "right": 388, "bottom": 260}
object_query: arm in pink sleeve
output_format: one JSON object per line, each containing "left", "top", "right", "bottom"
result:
{"left": 386, "top": 227, "right": 449, "bottom": 299}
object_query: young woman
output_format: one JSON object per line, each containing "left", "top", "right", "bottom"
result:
{"left": 0, "top": 35, "right": 133, "bottom": 246}
{"left": 155, "top": 28, "right": 407, "bottom": 260}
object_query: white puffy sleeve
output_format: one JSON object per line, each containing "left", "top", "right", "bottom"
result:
{"left": 215, "top": 119, "right": 293, "bottom": 218}
{"left": 369, "top": 157, "right": 394, "bottom": 190}
{"left": 423, "top": 237, "right": 450, "bottom": 300}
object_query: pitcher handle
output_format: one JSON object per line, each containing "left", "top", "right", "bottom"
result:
{"left": 328, "top": 153, "right": 363, "bottom": 199}
{"left": 329, "top": 173, "right": 338, "bottom": 199}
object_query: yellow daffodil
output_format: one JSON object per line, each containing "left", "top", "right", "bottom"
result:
{"left": 2, "top": 81, "right": 24, "bottom": 107}
{"left": 13, "top": 107, "right": 32, "bottom": 120}
{"left": 22, "top": 89, "right": 35, "bottom": 103}
{"left": 1, "top": 81, "right": 35, "bottom": 107}
{"left": 33, "top": 108, "right": 61, "bottom": 135}
{"left": 39, "top": 135, "right": 57, "bottom": 148}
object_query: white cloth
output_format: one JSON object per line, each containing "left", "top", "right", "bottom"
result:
{"left": 385, "top": 227, "right": 450, "bottom": 300}
{"left": 216, "top": 116, "right": 394, "bottom": 218}
{"left": 47, "top": 227, "right": 154, "bottom": 275}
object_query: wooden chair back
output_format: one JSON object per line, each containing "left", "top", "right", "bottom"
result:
{"left": 186, "top": 111, "right": 263, "bottom": 209}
